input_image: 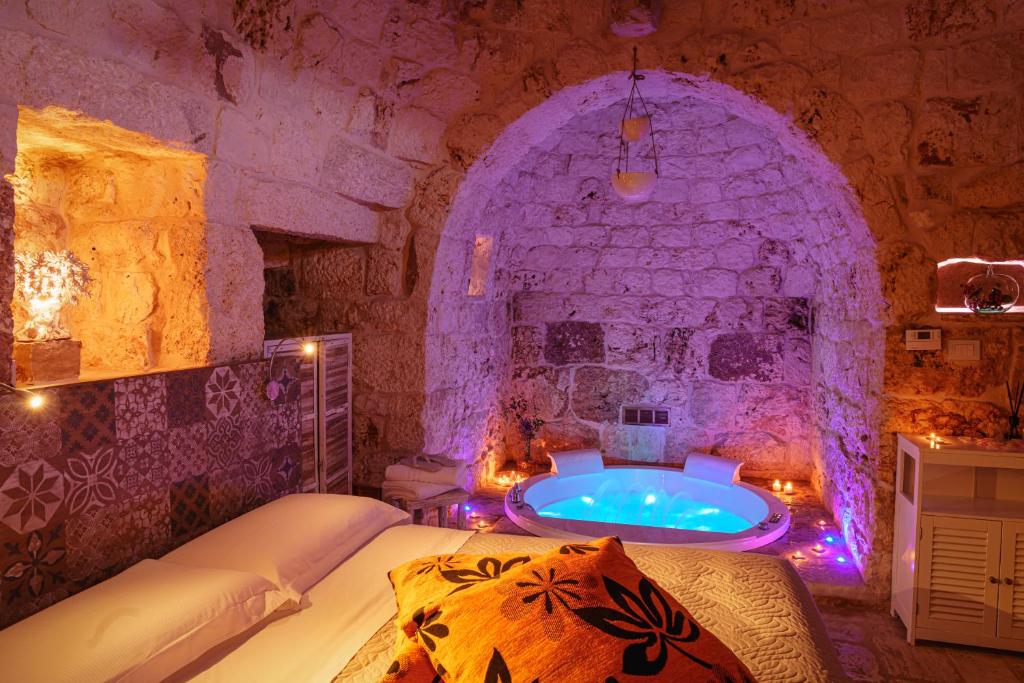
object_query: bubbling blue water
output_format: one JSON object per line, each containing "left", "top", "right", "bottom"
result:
{"left": 535, "top": 487, "right": 754, "bottom": 533}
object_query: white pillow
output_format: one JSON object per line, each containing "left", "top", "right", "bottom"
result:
{"left": 162, "top": 493, "right": 410, "bottom": 598}
{"left": 0, "top": 559, "right": 290, "bottom": 683}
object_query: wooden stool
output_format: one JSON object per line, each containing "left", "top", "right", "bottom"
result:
{"left": 386, "top": 488, "right": 469, "bottom": 530}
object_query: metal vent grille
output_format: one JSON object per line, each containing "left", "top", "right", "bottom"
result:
{"left": 622, "top": 406, "right": 669, "bottom": 426}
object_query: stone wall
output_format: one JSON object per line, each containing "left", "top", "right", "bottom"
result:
{"left": 491, "top": 101, "right": 817, "bottom": 479}
{"left": 0, "top": 1, "right": 1021, "bottom": 594}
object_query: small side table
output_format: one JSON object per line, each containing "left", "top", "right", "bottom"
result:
{"left": 386, "top": 488, "right": 469, "bottom": 530}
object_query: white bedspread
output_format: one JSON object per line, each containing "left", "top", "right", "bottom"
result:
{"left": 173, "top": 525, "right": 473, "bottom": 683}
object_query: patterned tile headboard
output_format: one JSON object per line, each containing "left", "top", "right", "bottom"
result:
{"left": 0, "top": 359, "right": 302, "bottom": 628}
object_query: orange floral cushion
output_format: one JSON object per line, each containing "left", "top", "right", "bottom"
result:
{"left": 390, "top": 537, "right": 757, "bottom": 683}
{"left": 382, "top": 548, "right": 537, "bottom": 682}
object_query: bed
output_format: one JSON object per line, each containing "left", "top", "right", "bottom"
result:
{"left": 0, "top": 495, "right": 847, "bottom": 682}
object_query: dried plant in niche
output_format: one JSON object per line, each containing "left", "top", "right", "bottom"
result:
{"left": 14, "top": 250, "right": 92, "bottom": 342}
{"left": 501, "top": 396, "right": 546, "bottom": 464}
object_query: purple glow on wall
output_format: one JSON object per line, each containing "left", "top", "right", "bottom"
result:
{"left": 424, "top": 71, "right": 885, "bottom": 581}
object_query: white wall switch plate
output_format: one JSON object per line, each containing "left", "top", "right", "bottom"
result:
{"left": 905, "top": 328, "right": 942, "bottom": 350}
{"left": 947, "top": 339, "right": 981, "bottom": 361}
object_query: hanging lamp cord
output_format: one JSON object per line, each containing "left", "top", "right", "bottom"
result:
{"left": 616, "top": 46, "right": 660, "bottom": 178}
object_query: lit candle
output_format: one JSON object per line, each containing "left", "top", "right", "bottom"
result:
{"left": 783, "top": 481, "right": 794, "bottom": 495}
{"left": 816, "top": 519, "right": 827, "bottom": 528}
{"left": 476, "top": 520, "right": 486, "bottom": 530}
{"left": 772, "top": 479, "right": 782, "bottom": 492}
{"left": 791, "top": 550, "right": 805, "bottom": 561}
{"left": 812, "top": 543, "right": 825, "bottom": 554}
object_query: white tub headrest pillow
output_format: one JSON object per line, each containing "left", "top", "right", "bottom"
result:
{"left": 683, "top": 453, "right": 742, "bottom": 486}
{"left": 549, "top": 449, "right": 604, "bottom": 477}
{"left": 162, "top": 493, "right": 410, "bottom": 599}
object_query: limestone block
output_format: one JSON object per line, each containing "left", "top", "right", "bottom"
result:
{"left": 320, "top": 135, "right": 412, "bottom": 208}
{"left": 955, "top": 164, "right": 1024, "bottom": 208}
{"left": 605, "top": 324, "right": 658, "bottom": 368}
{"left": 203, "top": 223, "right": 262, "bottom": 364}
{"left": 604, "top": 423, "right": 665, "bottom": 462}
{"left": 862, "top": 102, "right": 911, "bottom": 169}
{"left": 13, "top": 339, "right": 80, "bottom": 383}
{"left": 840, "top": 50, "right": 918, "bottom": 101}
{"left": 411, "top": 69, "right": 481, "bottom": 119}
{"left": 235, "top": 176, "right": 378, "bottom": 243}
{"left": 508, "top": 365, "right": 571, "bottom": 421}
{"left": 708, "top": 333, "right": 784, "bottom": 383}
{"left": 365, "top": 246, "right": 402, "bottom": 297}
{"left": 301, "top": 246, "right": 365, "bottom": 293}
{"left": 740, "top": 266, "right": 782, "bottom": 295}
{"left": 916, "top": 95, "right": 1020, "bottom": 167}
{"left": 544, "top": 321, "right": 604, "bottom": 366}
{"left": 712, "top": 431, "right": 800, "bottom": 479}
{"left": 904, "top": 0, "right": 997, "bottom": 41}
{"left": 534, "top": 420, "right": 601, "bottom": 457}
{"left": 215, "top": 107, "right": 270, "bottom": 169}
{"left": 609, "top": 0, "right": 660, "bottom": 37}
{"left": 388, "top": 108, "right": 445, "bottom": 164}
{"left": 571, "top": 366, "right": 649, "bottom": 423}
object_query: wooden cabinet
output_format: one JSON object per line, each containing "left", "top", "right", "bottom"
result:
{"left": 892, "top": 434, "right": 1024, "bottom": 652}
{"left": 264, "top": 333, "right": 352, "bottom": 495}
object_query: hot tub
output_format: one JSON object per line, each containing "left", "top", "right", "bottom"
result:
{"left": 504, "top": 461, "right": 789, "bottom": 551}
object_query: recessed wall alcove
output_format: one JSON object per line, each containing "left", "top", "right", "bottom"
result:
{"left": 7, "top": 106, "right": 209, "bottom": 378}
{"left": 424, "top": 72, "right": 887, "bottom": 577}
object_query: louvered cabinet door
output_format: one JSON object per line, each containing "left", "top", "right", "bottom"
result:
{"left": 319, "top": 335, "right": 352, "bottom": 495}
{"left": 265, "top": 340, "right": 319, "bottom": 493}
{"left": 917, "top": 515, "right": 1001, "bottom": 637}
{"left": 997, "top": 521, "right": 1024, "bottom": 639}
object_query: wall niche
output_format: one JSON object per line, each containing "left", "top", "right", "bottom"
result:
{"left": 7, "top": 106, "right": 209, "bottom": 382}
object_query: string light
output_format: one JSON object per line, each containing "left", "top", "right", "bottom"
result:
{"left": 1, "top": 382, "right": 44, "bottom": 410}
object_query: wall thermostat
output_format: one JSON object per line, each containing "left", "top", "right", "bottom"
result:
{"left": 905, "top": 328, "right": 942, "bottom": 351}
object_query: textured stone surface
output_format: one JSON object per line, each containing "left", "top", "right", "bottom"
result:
{"left": 571, "top": 366, "right": 649, "bottom": 422}
{"left": 0, "top": 0, "right": 1022, "bottom": 598}
{"left": 543, "top": 321, "right": 605, "bottom": 365}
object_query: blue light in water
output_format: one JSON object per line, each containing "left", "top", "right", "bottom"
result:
{"left": 644, "top": 494, "right": 657, "bottom": 505}
{"left": 825, "top": 535, "right": 835, "bottom": 544}
{"left": 581, "top": 496, "right": 595, "bottom": 505}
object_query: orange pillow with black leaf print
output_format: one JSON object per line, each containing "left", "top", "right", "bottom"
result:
{"left": 397, "top": 536, "right": 757, "bottom": 683}
{"left": 381, "top": 549, "right": 536, "bottom": 682}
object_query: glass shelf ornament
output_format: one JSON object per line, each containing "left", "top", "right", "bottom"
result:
{"left": 611, "top": 46, "right": 659, "bottom": 203}
{"left": 962, "top": 264, "right": 1020, "bottom": 314}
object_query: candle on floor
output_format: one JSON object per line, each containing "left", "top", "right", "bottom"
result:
{"left": 772, "top": 479, "right": 782, "bottom": 492}
{"left": 816, "top": 519, "right": 827, "bottom": 528}
{"left": 791, "top": 550, "right": 805, "bottom": 561}
{"left": 783, "top": 481, "right": 794, "bottom": 495}
{"left": 812, "top": 543, "right": 825, "bottom": 554}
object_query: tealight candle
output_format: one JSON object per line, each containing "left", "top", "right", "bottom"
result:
{"left": 816, "top": 519, "right": 827, "bottom": 528}
{"left": 476, "top": 520, "right": 486, "bottom": 529}
{"left": 783, "top": 481, "right": 794, "bottom": 495}
{"left": 772, "top": 479, "right": 782, "bottom": 492}
{"left": 812, "top": 543, "right": 825, "bottom": 554}
{"left": 791, "top": 550, "right": 805, "bottom": 561}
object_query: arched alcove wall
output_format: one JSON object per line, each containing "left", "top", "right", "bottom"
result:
{"left": 424, "top": 71, "right": 886, "bottom": 577}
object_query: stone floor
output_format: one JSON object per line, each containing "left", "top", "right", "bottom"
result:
{"left": 461, "top": 479, "right": 1024, "bottom": 682}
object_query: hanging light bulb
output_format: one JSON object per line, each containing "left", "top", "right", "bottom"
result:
{"left": 612, "top": 46, "right": 659, "bottom": 202}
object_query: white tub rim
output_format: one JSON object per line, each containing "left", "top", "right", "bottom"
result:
{"left": 503, "top": 465, "right": 790, "bottom": 551}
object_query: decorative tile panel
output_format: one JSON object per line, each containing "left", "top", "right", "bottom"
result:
{"left": 0, "top": 359, "right": 301, "bottom": 628}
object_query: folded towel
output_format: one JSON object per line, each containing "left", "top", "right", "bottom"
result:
{"left": 399, "top": 453, "right": 460, "bottom": 472}
{"left": 385, "top": 461, "right": 466, "bottom": 488}
{"left": 382, "top": 480, "right": 457, "bottom": 501}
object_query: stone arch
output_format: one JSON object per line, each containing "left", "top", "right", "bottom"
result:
{"left": 423, "top": 70, "right": 886, "bottom": 580}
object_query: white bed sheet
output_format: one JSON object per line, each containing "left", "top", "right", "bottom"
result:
{"left": 175, "top": 525, "right": 473, "bottom": 683}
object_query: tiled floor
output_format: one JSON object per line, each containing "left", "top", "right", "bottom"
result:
{"left": 821, "top": 604, "right": 1024, "bottom": 682}
{"left": 463, "top": 480, "right": 1024, "bottom": 682}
